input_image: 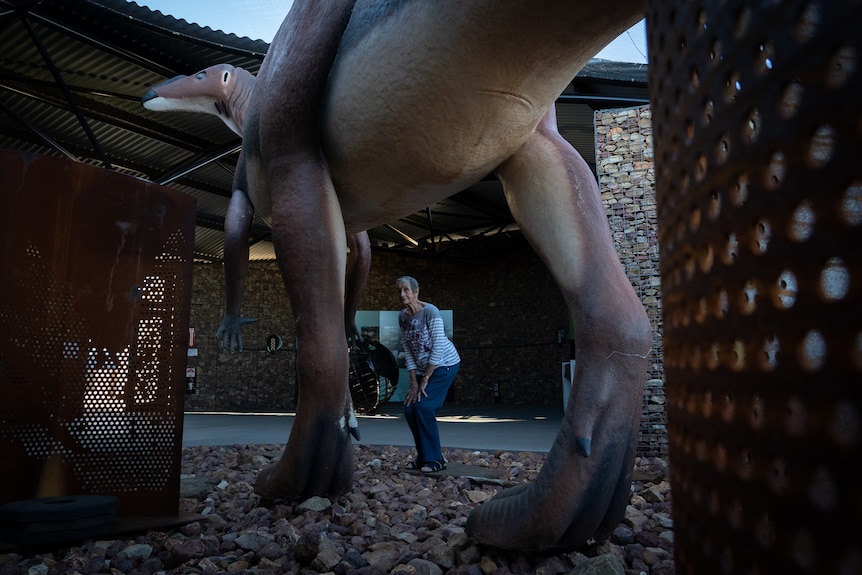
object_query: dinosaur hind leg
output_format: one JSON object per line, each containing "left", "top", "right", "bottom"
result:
{"left": 466, "top": 107, "right": 650, "bottom": 550}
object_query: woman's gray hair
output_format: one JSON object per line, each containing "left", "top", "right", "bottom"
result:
{"left": 395, "top": 276, "right": 419, "bottom": 292}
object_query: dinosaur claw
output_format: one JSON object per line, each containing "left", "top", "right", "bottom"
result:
{"left": 349, "top": 425, "right": 360, "bottom": 441}
{"left": 576, "top": 436, "right": 591, "bottom": 457}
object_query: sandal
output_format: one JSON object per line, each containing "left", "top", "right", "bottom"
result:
{"left": 405, "top": 460, "right": 420, "bottom": 470}
{"left": 420, "top": 460, "right": 447, "bottom": 474}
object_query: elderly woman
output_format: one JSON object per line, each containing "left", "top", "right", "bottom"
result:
{"left": 396, "top": 276, "right": 461, "bottom": 473}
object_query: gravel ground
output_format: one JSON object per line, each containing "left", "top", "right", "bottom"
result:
{"left": 0, "top": 444, "right": 675, "bottom": 575}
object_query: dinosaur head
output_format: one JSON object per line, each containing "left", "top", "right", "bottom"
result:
{"left": 141, "top": 63, "right": 254, "bottom": 137}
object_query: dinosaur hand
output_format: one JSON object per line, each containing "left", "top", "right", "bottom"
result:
{"left": 216, "top": 315, "right": 257, "bottom": 353}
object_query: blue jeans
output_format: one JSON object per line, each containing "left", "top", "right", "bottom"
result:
{"left": 404, "top": 363, "right": 460, "bottom": 465}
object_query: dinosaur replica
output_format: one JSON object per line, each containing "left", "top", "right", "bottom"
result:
{"left": 143, "top": 0, "right": 649, "bottom": 551}
{"left": 141, "top": 64, "right": 372, "bottom": 352}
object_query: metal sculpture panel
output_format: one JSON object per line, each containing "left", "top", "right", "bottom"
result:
{"left": 649, "top": 1, "right": 861, "bottom": 572}
{"left": 0, "top": 151, "right": 196, "bottom": 518}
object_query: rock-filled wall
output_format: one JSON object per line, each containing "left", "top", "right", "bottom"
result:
{"left": 184, "top": 242, "right": 573, "bottom": 412}
{"left": 595, "top": 105, "right": 666, "bottom": 457}
{"left": 183, "top": 104, "right": 667, "bottom": 457}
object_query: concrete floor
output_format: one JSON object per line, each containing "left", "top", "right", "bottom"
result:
{"left": 182, "top": 403, "right": 563, "bottom": 453}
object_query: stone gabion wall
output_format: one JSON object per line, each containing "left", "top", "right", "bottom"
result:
{"left": 184, "top": 262, "right": 296, "bottom": 413}
{"left": 184, "top": 242, "right": 574, "bottom": 413}
{"left": 596, "top": 105, "right": 667, "bottom": 457}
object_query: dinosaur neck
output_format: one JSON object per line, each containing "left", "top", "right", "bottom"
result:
{"left": 220, "top": 67, "right": 255, "bottom": 137}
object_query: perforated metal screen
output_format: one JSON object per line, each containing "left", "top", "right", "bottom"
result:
{"left": 648, "top": 1, "right": 861, "bottom": 573}
{"left": 0, "top": 151, "right": 196, "bottom": 518}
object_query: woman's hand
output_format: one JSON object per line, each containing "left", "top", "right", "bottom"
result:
{"left": 404, "top": 375, "right": 428, "bottom": 406}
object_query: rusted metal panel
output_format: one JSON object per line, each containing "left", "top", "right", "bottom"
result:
{"left": 649, "top": 1, "right": 862, "bottom": 573}
{"left": 0, "top": 150, "right": 196, "bottom": 518}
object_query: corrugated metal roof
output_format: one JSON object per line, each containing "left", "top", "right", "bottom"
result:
{"left": 0, "top": 0, "right": 648, "bottom": 262}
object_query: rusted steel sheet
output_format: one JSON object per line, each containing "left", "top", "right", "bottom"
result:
{"left": 650, "top": 1, "right": 861, "bottom": 573}
{"left": 0, "top": 151, "right": 196, "bottom": 518}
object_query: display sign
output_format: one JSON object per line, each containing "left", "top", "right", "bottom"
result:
{"left": 185, "top": 367, "right": 196, "bottom": 394}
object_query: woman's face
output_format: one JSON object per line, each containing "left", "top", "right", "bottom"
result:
{"left": 398, "top": 282, "right": 418, "bottom": 307}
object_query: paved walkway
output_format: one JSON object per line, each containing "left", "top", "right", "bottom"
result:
{"left": 183, "top": 404, "right": 563, "bottom": 453}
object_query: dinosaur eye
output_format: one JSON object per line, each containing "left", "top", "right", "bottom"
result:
{"left": 195, "top": 71, "right": 206, "bottom": 80}
{"left": 223, "top": 71, "right": 230, "bottom": 83}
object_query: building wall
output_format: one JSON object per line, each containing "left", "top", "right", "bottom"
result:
{"left": 184, "top": 242, "right": 573, "bottom": 412}
{"left": 595, "top": 105, "right": 666, "bottom": 457}
{"left": 184, "top": 104, "right": 667, "bottom": 457}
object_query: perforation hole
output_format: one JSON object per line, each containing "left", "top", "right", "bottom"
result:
{"left": 792, "top": 529, "right": 817, "bottom": 571}
{"left": 685, "top": 116, "right": 696, "bottom": 143}
{"left": 830, "top": 400, "right": 860, "bottom": 446}
{"left": 761, "top": 334, "right": 781, "bottom": 371}
{"left": 736, "top": 449, "right": 753, "bottom": 480}
{"left": 696, "top": 8, "right": 708, "bottom": 33}
{"left": 731, "top": 338, "right": 746, "bottom": 370}
{"left": 715, "top": 442, "right": 728, "bottom": 472}
{"left": 743, "top": 108, "right": 761, "bottom": 143}
{"left": 708, "top": 190, "right": 722, "bottom": 220}
{"left": 716, "top": 288, "right": 729, "bottom": 318}
{"left": 756, "top": 512, "right": 777, "bottom": 548}
{"left": 819, "top": 257, "right": 849, "bottom": 301}
{"left": 707, "top": 342, "right": 721, "bottom": 370}
{"left": 722, "top": 391, "right": 735, "bottom": 422}
{"left": 690, "top": 66, "right": 700, "bottom": 90}
{"left": 722, "top": 232, "right": 738, "bottom": 265}
{"left": 765, "top": 151, "right": 786, "bottom": 190}
{"left": 751, "top": 219, "right": 772, "bottom": 254}
{"left": 695, "top": 153, "right": 708, "bottom": 182}
{"left": 709, "top": 39, "right": 722, "bottom": 63}
{"left": 779, "top": 81, "right": 804, "bottom": 118}
{"left": 699, "top": 243, "right": 714, "bottom": 273}
{"left": 727, "top": 498, "right": 744, "bottom": 530}
{"left": 695, "top": 296, "right": 708, "bottom": 324}
{"left": 774, "top": 269, "right": 798, "bottom": 309}
{"left": 808, "top": 467, "right": 837, "bottom": 511}
{"left": 708, "top": 489, "right": 720, "bottom": 516}
{"left": 690, "top": 204, "right": 702, "bottom": 232}
{"left": 790, "top": 200, "right": 815, "bottom": 241}
{"left": 794, "top": 2, "right": 821, "bottom": 43}
{"left": 800, "top": 329, "right": 826, "bottom": 372}
{"left": 724, "top": 71, "right": 742, "bottom": 103}
{"left": 715, "top": 133, "right": 730, "bottom": 164}
{"left": 827, "top": 45, "right": 855, "bottom": 89}
{"left": 734, "top": 6, "right": 752, "bottom": 38}
{"left": 691, "top": 345, "right": 702, "bottom": 370}
{"left": 731, "top": 173, "right": 749, "bottom": 206}
{"left": 768, "top": 457, "right": 789, "bottom": 493}
{"left": 806, "top": 124, "right": 835, "bottom": 168}
{"left": 842, "top": 181, "right": 862, "bottom": 225}
{"left": 739, "top": 280, "right": 757, "bottom": 315}
{"left": 703, "top": 98, "right": 715, "bottom": 125}
{"left": 749, "top": 394, "right": 765, "bottom": 429}
{"left": 786, "top": 396, "right": 807, "bottom": 435}
{"left": 702, "top": 389, "right": 713, "bottom": 418}
{"left": 755, "top": 40, "right": 775, "bottom": 74}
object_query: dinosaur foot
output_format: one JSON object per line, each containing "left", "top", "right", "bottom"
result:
{"left": 466, "top": 421, "right": 636, "bottom": 551}
{"left": 254, "top": 411, "right": 354, "bottom": 501}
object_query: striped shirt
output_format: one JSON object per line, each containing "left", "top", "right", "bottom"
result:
{"left": 399, "top": 303, "right": 460, "bottom": 371}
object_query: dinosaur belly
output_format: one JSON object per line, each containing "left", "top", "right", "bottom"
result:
{"left": 320, "top": 0, "right": 587, "bottom": 231}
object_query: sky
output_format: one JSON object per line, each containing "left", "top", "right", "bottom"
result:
{"left": 133, "top": 0, "right": 648, "bottom": 64}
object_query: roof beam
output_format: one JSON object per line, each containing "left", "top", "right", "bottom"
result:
{"left": 18, "top": 9, "right": 111, "bottom": 168}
